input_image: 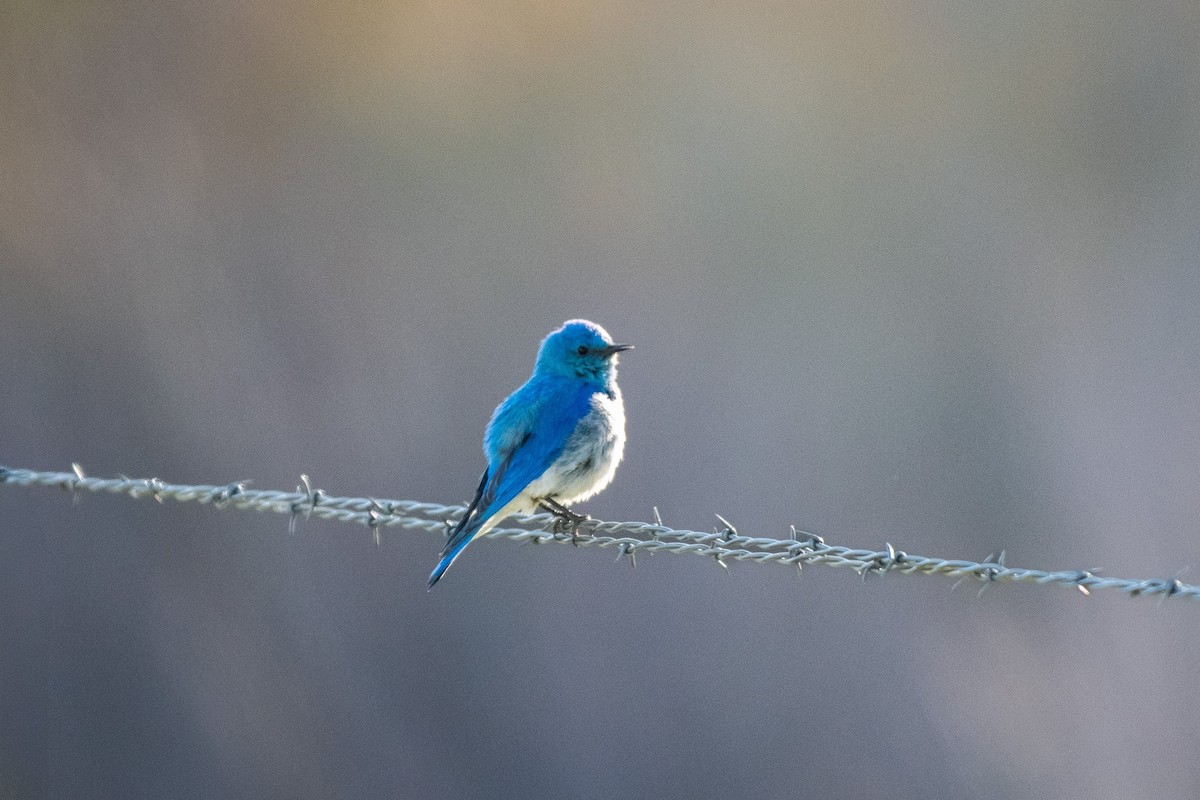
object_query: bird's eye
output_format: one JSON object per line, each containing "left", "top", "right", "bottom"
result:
{"left": 577, "top": 345, "right": 589, "bottom": 356}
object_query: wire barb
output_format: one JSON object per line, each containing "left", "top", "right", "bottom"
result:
{"left": 289, "top": 474, "right": 323, "bottom": 534}
{"left": 367, "top": 499, "right": 390, "bottom": 547}
{"left": 2, "top": 464, "right": 1198, "bottom": 605}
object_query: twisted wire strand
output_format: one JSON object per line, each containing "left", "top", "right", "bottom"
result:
{"left": 1, "top": 464, "right": 1195, "bottom": 602}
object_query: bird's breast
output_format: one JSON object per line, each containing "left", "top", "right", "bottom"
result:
{"left": 532, "top": 389, "right": 626, "bottom": 504}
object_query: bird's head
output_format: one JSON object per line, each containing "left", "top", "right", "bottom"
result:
{"left": 534, "top": 319, "right": 632, "bottom": 384}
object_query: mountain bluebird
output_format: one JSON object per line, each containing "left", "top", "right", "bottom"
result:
{"left": 428, "top": 320, "right": 632, "bottom": 587}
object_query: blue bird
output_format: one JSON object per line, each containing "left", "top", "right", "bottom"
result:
{"left": 428, "top": 320, "right": 632, "bottom": 588}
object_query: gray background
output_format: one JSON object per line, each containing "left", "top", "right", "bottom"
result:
{"left": 3, "top": 1, "right": 1199, "bottom": 797}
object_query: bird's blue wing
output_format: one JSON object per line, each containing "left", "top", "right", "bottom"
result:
{"left": 428, "top": 380, "right": 595, "bottom": 587}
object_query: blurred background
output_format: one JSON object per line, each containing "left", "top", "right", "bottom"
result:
{"left": 3, "top": 0, "right": 1199, "bottom": 797}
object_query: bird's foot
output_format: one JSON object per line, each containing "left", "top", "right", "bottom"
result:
{"left": 539, "top": 500, "right": 591, "bottom": 545}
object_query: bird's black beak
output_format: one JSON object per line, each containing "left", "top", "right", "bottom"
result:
{"left": 599, "top": 343, "right": 634, "bottom": 358}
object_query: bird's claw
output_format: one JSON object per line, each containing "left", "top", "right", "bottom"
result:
{"left": 541, "top": 500, "right": 591, "bottom": 544}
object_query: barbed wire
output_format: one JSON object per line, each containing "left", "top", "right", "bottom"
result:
{"left": 1, "top": 463, "right": 1195, "bottom": 603}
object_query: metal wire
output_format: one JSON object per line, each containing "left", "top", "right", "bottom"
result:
{"left": 1, "top": 464, "right": 1195, "bottom": 602}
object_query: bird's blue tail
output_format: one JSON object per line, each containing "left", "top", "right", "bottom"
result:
{"left": 427, "top": 531, "right": 476, "bottom": 589}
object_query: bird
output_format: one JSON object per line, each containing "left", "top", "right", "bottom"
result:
{"left": 428, "top": 319, "right": 632, "bottom": 588}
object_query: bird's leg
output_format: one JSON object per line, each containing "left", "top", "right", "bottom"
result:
{"left": 538, "top": 498, "right": 590, "bottom": 545}
{"left": 540, "top": 497, "right": 588, "bottom": 525}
